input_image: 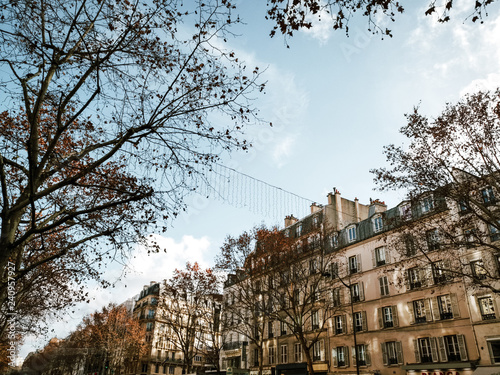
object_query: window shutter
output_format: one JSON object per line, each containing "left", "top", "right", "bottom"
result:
{"left": 392, "top": 305, "right": 399, "bottom": 327}
{"left": 437, "top": 336, "right": 447, "bottom": 362}
{"left": 345, "top": 347, "right": 350, "bottom": 367}
{"left": 407, "top": 302, "right": 415, "bottom": 324}
{"left": 351, "top": 346, "right": 357, "bottom": 366}
{"left": 422, "top": 266, "right": 431, "bottom": 287}
{"left": 332, "top": 348, "right": 338, "bottom": 367}
{"left": 413, "top": 340, "right": 421, "bottom": 363}
{"left": 372, "top": 249, "right": 377, "bottom": 268}
{"left": 457, "top": 335, "right": 468, "bottom": 361}
{"left": 386, "top": 248, "right": 391, "bottom": 263}
{"left": 362, "top": 311, "right": 368, "bottom": 331}
{"left": 319, "top": 309, "right": 324, "bottom": 328}
{"left": 424, "top": 299, "right": 433, "bottom": 322}
{"left": 339, "top": 288, "right": 345, "bottom": 306}
{"left": 359, "top": 282, "right": 365, "bottom": 301}
{"left": 320, "top": 340, "right": 325, "bottom": 361}
{"left": 365, "top": 345, "right": 371, "bottom": 366}
{"left": 377, "top": 308, "right": 383, "bottom": 329}
{"left": 430, "top": 337, "right": 439, "bottom": 363}
{"left": 381, "top": 343, "right": 388, "bottom": 365}
{"left": 396, "top": 342, "right": 404, "bottom": 365}
{"left": 342, "top": 315, "right": 347, "bottom": 334}
{"left": 450, "top": 294, "right": 460, "bottom": 318}
{"left": 431, "top": 297, "right": 440, "bottom": 321}
{"left": 357, "top": 254, "right": 362, "bottom": 272}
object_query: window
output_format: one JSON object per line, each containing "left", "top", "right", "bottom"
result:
{"left": 353, "top": 344, "right": 369, "bottom": 366}
{"left": 379, "top": 306, "right": 398, "bottom": 328}
{"left": 334, "top": 315, "right": 346, "bottom": 334}
{"left": 194, "top": 356, "right": 202, "bottom": 362}
{"left": 311, "top": 310, "right": 320, "bottom": 330}
{"left": 142, "top": 364, "right": 148, "bottom": 373}
{"left": 350, "top": 282, "right": 364, "bottom": 302}
{"left": 464, "top": 228, "right": 476, "bottom": 248}
{"left": 471, "top": 259, "right": 487, "bottom": 280}
{"left": 347, "top": 226, "right": 357, "bottom": 242}
{"left": 313, "top": 215, "right": 320, "bottom": 228}
{"left": 382, "top": 341, "right": 403, "bottom": 366}
{"left": 490, "top": 224, "right": 500, "bottom": 242}
{"left": 353, "top": 311, "right": 366, "bottom": 332}
{"left": 330, "top": 233, "right": 339, "bottom": 248}
{"left": 442, "top": 335, "right": 462, "bottom": 361}
{"left": 294, "top": 343, "right": 303, "bottom": 362}
{"left": 407, "top": 267, "right": 423, "bottom": 289}
{"left": 155, "top": 364, "right": 160, "bottom": 373}
{"left": 332, "top": 287, "right": 343, "bottom": 307}
{"left": 148, "top": 309, "right": 155, "bottom": 319}
{"left": 281, "top": 345, "right": 288, "bottom": 363}
{"left": 309, "top": 233, "right": 320, "bottom": 249}
{"left": 146, "top": 322, "right": 154, "bottom": 331}
{"left": 487, "top": 339, "right": 500, "bottom": 364}
{"left": 421, "top": 195, "right": 434, "bottom": 213}
{"left": 405, "top": 234, "right": 417, "bottom": 257}
{"left": 399, "top": 203, "right": 412, "bottom": 220}
{"left": 379, "top": 276, "right": 390, "bottom": 296}
{"left": 330, "top": 262, "right": 339, "bottom": 278}
{"left": 253, "top": 348, "right": 259, "bottom": 367}
{"left": 373, "top": 216, "right": 383, "bottom": 233}
{"left": 458, "top": 199, "right": 470, "bottom": 213}
{"left": 295, "top": 223, "right": 302, "bottom": 237}
{"left": 169, "top": 367, "right": 175, "bottom": 374}
{"left": 413, "top": 300, "right": 428, "bottom": 323}
{"left": 309, "top": 258, "right": 318, "bottom": 274}
{"left": 268, "top": 321, "right": 274, "bottom": 338}
{"left": 426, "top": 229, "right": 441, "bottom": 250}
{"left": 280, "top": 321, "right": 287, "bottom": 335}
{"left": 481, "top": 186, "right": 495, "bottom": 204}
{"left": 163, "top": 365, "right": 167, "bottom": 374}
{"left": 374, "top": 246, "right": 387, "bottom": 266}
{"left": 333, "top": 346, "right": 349, "bottom": 367}
{"left": 432, "top": 261, "right": 450, "bottom": 284}
{"left": 416, "top": 337, "right": 435, "bottom": 363}
{"left": 310, "top": 285, "right": 317, "bottom": 302}
{"left": 479, "top": 296, "right": 496, "bottom": 320}
{"left": 268, "top": 346, "right": 276, "bottom": 364}
{"left": 437, "top": 294, "right": 454, "bottom": 320}
{"left": 313, "top": 340, "right": 324, "bottom": 361}
{"left": 348, "top": 255, "right": 360, "bottom": 274}
{"left": 157, "top": 350, "right": 162, "bottom": 359}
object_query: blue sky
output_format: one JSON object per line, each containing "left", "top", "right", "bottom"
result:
{"left": 20, "top": 0, "right": 500, "bottom": 361}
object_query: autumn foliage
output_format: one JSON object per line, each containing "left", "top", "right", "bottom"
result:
{"left": 0, "top": 0, "right": 265, "bottom": 353}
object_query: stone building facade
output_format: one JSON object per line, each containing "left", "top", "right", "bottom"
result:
{"left": 221, "top": 189, "right": 500, "bottom": 375}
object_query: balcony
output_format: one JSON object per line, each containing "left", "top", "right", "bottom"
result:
{"left": 482, "top": 313, "right": 496, "bottom": 320}
{"left": 440, "top": 312, "right": 453, "bottom": 320}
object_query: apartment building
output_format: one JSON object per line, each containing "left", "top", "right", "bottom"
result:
{"left": 133, "top": 282, "right": 222, "bottom": 375}
{"left": 221, "top": 189, "right": 500, "bottom": 375}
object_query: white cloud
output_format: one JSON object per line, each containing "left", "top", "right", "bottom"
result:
{"left": 273, "top": 136, "right": 296, "bottom": 167}
{"left": 301, "top": 8, "right": 335, "bottom": 45}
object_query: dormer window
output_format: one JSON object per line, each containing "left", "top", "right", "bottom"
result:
{"left": 421, "top": 195, "right": 434, "bottom": 214}
{"left": 481, "top": 186, "right": 495, "bottom": 204}
{"left": 347, "top": 226, "right": 357, "bottom": 242}
{"left": 373, "top": 215, "right": 383, "bottom": 233}
{"left": 330, "top": 233, "right": 339, "bottom": 248}
{"left": 296, "top": 223, "right": 302, "bottom": 237}
{"left": 313, "top": 215, "right": 320, "bottom": 228}
{"left": 399, "top": 203, "right": 412, "bottom": 220}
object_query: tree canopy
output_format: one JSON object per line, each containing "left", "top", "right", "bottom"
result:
{"left": 0, "top": 0, "right": 265, "bottom": 348}
{"left": 372, "top": 89, "right": 500, "bottom": 294}
{"left": 266, "top": 0, "right": 496, "bottom": 39}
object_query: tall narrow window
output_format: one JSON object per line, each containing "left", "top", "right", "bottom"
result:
{"left": 281, "top": 345, "right": 288, "bottom": 364}
{"left": 348, "top": 226, "right": 357, "bottom": 242}
{"left": 379, "top": 276, "right": 390, "bottom": 296}
{"left": 375, "top": 247, "right": 386, "bottom": 266}
{"left": 373, "top": 216, "right": 383, "bottom": 233}
{"left": 294, "top": 343, "right": 303, "bottom": 362}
